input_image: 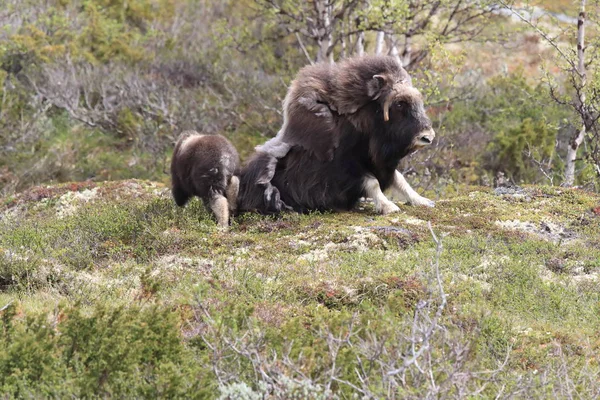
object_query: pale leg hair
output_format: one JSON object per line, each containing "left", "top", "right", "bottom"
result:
{"left": 363, "top": 176, "right": 400, "bottom": 215}
{"left": 226, "top": 176, "right": 239, "bottom": 213}
{"left": 390, "top": 170, "right": 435, "bottom": 207}
{"left": 256, "top": 92, "right": 293, "bottom": 158}
{"left": 210, "top": 194, "right": 230, "bottom": 229}
{"left": 255, "top": 132, "right": 292, "bottom": 158}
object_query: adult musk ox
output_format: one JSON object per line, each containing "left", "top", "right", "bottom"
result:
{"left": 171, "top": 131, "right": 240, "bottom": 228}
{"left": 238, "top": 55, "right": 435, "bottom": 215}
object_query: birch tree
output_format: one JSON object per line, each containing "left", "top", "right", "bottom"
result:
{"left": 314, "top": 0, "right": 335, "bottom": 63}
{"left": 253, "top": 0, "right": 499, "bottom": 65}
{"left": 500, "top": 0, "right": 600, "bottom": 186}
{"left": 564, "top": 1, "right": 589, "bottom": 185}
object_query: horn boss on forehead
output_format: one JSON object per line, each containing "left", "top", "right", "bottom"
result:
{"left": 380, "top": 79, "right": 423, "bottom": 122}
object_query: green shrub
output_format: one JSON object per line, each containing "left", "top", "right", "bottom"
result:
{"left": 0, "top": 302, "right": 207, "bottom": 398}
{"left": 436, "top": 72, "right": 573, "bottom": 183}
{"left": 487, "top": 118, "right": 560, "bottom": 182}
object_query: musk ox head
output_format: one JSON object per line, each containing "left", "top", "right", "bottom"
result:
{"left": 364, "top": 72, "right": 435, "bottom": 155}
{"left": 334, "top": 56, "right": 435, "bottom": 154}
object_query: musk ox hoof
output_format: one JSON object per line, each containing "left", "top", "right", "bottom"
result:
{"left": 216, "top": 224, "right": 230, "bottom": 232}
{"left": 380, "top": 201, "right": 401, "bottom": 215}
{"left": 408, "top": 196, "right": 435, "bottom": 208}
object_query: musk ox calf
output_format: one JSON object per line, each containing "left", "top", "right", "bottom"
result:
{"left": 238, "top": 55, "right": 435, "bottom": 215}
{"left": 171, "top": 131, "right": 240, "bottom": 228}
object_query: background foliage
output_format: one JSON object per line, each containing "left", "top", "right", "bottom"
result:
{"left": 1, "top": 0, "right": 598, "bottom": 196}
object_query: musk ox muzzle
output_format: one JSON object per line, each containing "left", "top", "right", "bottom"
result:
{"left": 415, "top": 128, "right": 435, "bottom": 148}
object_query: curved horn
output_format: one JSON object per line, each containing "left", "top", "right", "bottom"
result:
{"left": 382, "top": 92, "right": 394, "bottom": 122}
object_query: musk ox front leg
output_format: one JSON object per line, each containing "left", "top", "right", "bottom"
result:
{"left": 390, "top": 170, "right": 435, "bottom": 207}
{"left": 363, "top": 176, "right": 400, "bottom": 215}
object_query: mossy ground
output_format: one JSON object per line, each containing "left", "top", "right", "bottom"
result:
{"left": 1, "top": 180, "right": 599, "bottom": 398}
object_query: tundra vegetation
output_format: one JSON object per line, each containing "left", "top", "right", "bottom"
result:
{"left": 1, "top": 0, "right": 600, "bottom": 398}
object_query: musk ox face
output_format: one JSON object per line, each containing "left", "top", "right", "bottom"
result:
{"left": 369, "top": 75, "right": 435, "bottom": 154}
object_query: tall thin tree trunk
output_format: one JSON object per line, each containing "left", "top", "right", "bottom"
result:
{"left": 564, "top": 0, "right": 587, "bottom": 186}
{"left": 354, "top": 31, "right": 365, "bottom": 56}
{"left": 401, "top": 34, "right": 413, "bottom": 67}
{"left": 341, "top": 23, "right": 347, "bottom": 58}
{"left": 354, "top": 32, "right": 365, "bottom": 56}
{"left": 375, "top": 31, "right": 385, "bottom": 55}
{"left": 352, "top": 15, "right": 365, "bottom": 56}
{"left": 387, "top": 34, "right": 402, "bottom": 64}
{"left": 315, "top": 0, "right": 334, "bottom": 64}
{"left": 326, "top": 2, "right": 334, "bottom": 64}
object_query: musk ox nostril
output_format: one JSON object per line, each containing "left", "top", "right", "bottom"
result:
{"left": 417, "top": 129, "right": 435, "bottom": 145}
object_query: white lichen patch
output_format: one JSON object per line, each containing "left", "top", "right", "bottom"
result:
{"left": 152, "top": 254, "right": 213, "bottom": 277}
{"left": 348, "top": 226, "right": 384, "bottom": 251}
{"left": 478, "top": 254, "right": 510, "bottom": 271}
{"left": 495, "top": 219, "right": 575, "bottom": 243}
{"left": 493, "top": 186, "right": 532, "bottom": 202}
{"left": 495, "top": 219, "right": 537, "bottom": 233}
{"left": 454, "top": 273, "right": 492, "bottom": 292}
{"left": 66, "top": 270, "right": 133, "bottom": 290}
{"left": 0, "top": 205, "right": 24, "bottom": 222}
{"left": 540, "top": 265, "right": 599, "bottom": 287}
{"left": 1, "top": 247, "right": 31, "bottom": 262}
{"left": 298, "top": 226, "right": 384, "bottom": 263}
{"left": 288, "top": 239, "right": 312, "bottom": 251}
{"left": 29, "top": 260, "right": 141, "bottom": 301}
{"left": 55, "top": 187, "right": 99, "bottom": 218}
{"left": 454, "top": 254, "right": 509, "bottom": 292}
{"left": 298, "top": 242, "right": 337, "bottom": 262}
{"left": 571, "top": 272, "right": 599, "bottom": 285}
{"left": 106, "top": 180, "right": 162, "bottom": 201}
{"left": 403, "top": 217, "right": 427, "bottom": 226}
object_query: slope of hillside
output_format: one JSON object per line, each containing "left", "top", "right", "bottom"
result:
{"left": 1, "top": 180, "right": 599, "bottom": 398}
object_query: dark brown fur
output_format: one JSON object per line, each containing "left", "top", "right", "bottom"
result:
{"left": 237, "top": 152, "right": 293, "bottom": 214}
{"left": 240, "top": 55, "right": 435, "bottom": 214}
{"left": 171, "top": 131, "right": 240, "bottom": 227}
{"left": 257, "top": 55, "right": 415, "bottom": 162}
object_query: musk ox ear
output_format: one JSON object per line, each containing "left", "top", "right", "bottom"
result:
{"left": 368, "top": 74, "right": 398, "bottom": 122}
{"left": 367, "top": 74, "right": 390, "bottom": 99}
{"left": 370, "top": 75, "right": 413, "bottom": 122}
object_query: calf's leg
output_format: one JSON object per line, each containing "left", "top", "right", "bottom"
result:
{"left": 210, "top": 193, "right": 230, "bottom": 228}
{"left": 172, "top": 182, "right": 190, "bottom": 207}
{"left": 226, "top": 176, "right": 240, "bottom": 213}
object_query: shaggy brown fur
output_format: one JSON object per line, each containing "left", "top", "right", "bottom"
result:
{"left": 257, "top": 55, "right": 416, "bottom": 162}
{"left": 171, "top": 131, "right": 240, "bottom": 227}
{"left": 241, "top": 55, "right": 436, "bottom": 215}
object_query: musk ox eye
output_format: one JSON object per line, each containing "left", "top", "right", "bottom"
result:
{"left": 395, "top": 101, "right": 408, "bottom": 110}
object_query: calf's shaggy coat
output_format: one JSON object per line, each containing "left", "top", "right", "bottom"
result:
{"left": 171, "top": 131, "right": 240, "bottom": 227}
{"left": 239, "top": 55, "right": 435, "bottom": 215}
